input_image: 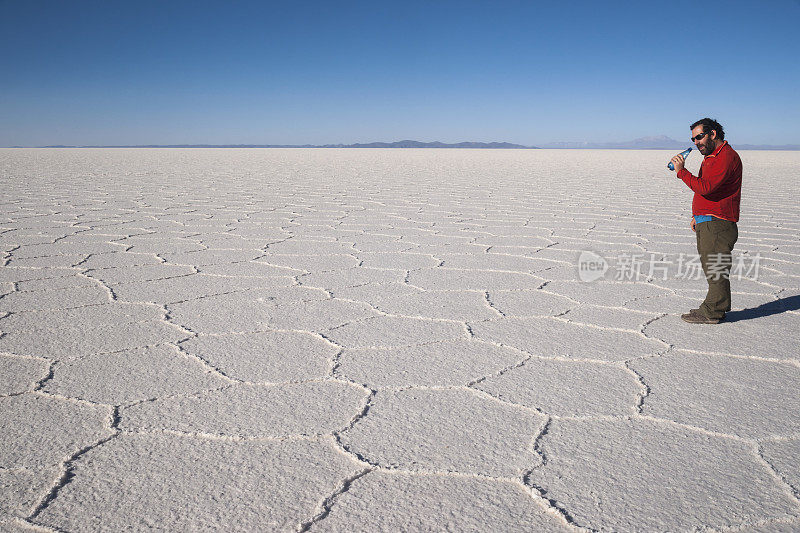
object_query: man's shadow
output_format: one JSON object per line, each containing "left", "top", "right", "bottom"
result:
{"left": 725, "top": 294, "right": 800, "bottom": 323}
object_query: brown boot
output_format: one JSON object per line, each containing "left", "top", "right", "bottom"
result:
{"left": 681, "top": 309, "right": 721, "bottom": 324}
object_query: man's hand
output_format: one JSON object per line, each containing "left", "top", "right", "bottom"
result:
{"left": 691, "top": 217, "right": 696, "bottom": 232}
{"left": 670, "top": 153, "right": 686, "bottom": 172}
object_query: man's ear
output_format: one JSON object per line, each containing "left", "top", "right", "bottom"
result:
{"left": 709, "top": 129, "right": 717, "bottom": 139}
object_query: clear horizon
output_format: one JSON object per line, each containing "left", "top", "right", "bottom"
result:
{"left": 2, "top": 1, "right": 798, "bottom": 147}
{"left": 4, "top": 136, "right": 800, "bottom": 149}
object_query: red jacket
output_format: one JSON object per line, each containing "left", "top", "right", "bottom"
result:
{"left": 677, "top": 140, "right": 742, "bottom": 222}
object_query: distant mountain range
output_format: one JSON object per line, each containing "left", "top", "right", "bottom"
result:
{"left": 37, "top": 140, "right": 536, "bottom": 149}
{"left": 29, "top": 136, "right": 800, "bottom": 150}
{"left": 320, "top": 140, "right": 535, "bottom": 149}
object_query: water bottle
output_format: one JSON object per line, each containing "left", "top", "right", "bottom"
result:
{"left": 668, "top": 148, "right": 692, "bottom": 170}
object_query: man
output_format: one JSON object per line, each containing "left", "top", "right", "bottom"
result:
{"left": 670, "top": 118, "right": 742, "bottom": 324}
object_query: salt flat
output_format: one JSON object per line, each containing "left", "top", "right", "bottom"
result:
{"left": 1, "top": 147, "right": 799, "bottom": 532}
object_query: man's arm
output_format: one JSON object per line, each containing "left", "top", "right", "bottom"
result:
{"left": 676, "top": 154, "right": 730, "bottom": 196}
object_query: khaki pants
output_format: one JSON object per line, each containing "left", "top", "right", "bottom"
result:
{"left": 696, "top": 219, "right": 738, "bottom": 319}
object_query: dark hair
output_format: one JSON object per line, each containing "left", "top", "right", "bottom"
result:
{"left": 690, "top": 118, "right": 725, "bottom": 140}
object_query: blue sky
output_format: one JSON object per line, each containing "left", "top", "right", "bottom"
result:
{"left": 1, "top": 0, "right": 798, "bottom": 146}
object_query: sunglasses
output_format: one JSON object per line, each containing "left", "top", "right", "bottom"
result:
{"left": 691, "top": 131, "right": 710, "bottom": 142}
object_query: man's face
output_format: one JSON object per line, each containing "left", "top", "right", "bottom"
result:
{"left": 691, "top": 125, "right": 715, "bottom": 155}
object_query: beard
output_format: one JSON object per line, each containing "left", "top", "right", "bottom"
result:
{"left": 697, "top": 140, "right": 713, "bottom": 155}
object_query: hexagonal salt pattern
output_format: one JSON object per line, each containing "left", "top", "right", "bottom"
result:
{"left": 0, "top": 394, "right": 113, "bottom": 469}
{"left": 3, "top": 148, "right": 800, "bottom": 531}
{"left": 311, "top": 472, "right": 571, "bottom": 532}
{"left": 475, "top": 357, "right": 643, "bottom": 416}
{"left": 340, "top": 388, "right": 546, "bottom": 477}
{"left": 326, "top": 315, "right": 468, "bottom": 348}
{"left": 120, "top": 381, "right": 368, "bottom": 438}
{"left": 32, "top": 434, "right": 363, "bottom": 531}
{"left": 336, "top": 339, "right": 526, "bottom": 387}
{"left": 528, "top": 418, "right": 799, "bottom": 531}
{"left": 179, "top": 330, "right": 338, "bottom": 381}
{"left": 0, "top": 467, "right": 61, "bottom": 526}
{"left": 42, "top": 345, "right": 230, "bottom": 404}
{"left": 469, "top": 317, "right": 664, "bottom": 361}
{"left": 630, "top": 351, "right": 800, "bottom": 438}
{"left": 761, "top": 438, "right": 800, "bottom": 494}
{"left": 0, "top": 355, "right": 50, "bottom": 396}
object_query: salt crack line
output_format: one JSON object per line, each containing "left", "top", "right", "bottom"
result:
{"left": 26, "top": 426, "right": 120, "bottom": 525}
{"left": 10, "top": 517, "right": 63, "bottom": 533}
{"left": 118, "top": 425, "right": 337, "bottom": 443}
{"left": 483, "top": 290, "right": 506, "bottom": 317}
{"left": 668, "top": 347, "right": 800, "bottom": 368}
{"left": 522, "top": 418, "right": 596, "bottom": 531}
{"left": 28, "top": 389, "right": 116, "bottom": 409}
{"left": 755, "top": 443, "right": 800, "bottom": 505}
{"left": 624, "top": 413, "right": 763, "bottom": 444}
{"left": 296, "top": 468, "right": 374, "bottom": 532}
{"left": 623, "top": 361, "right": 652, "bottom": 415}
